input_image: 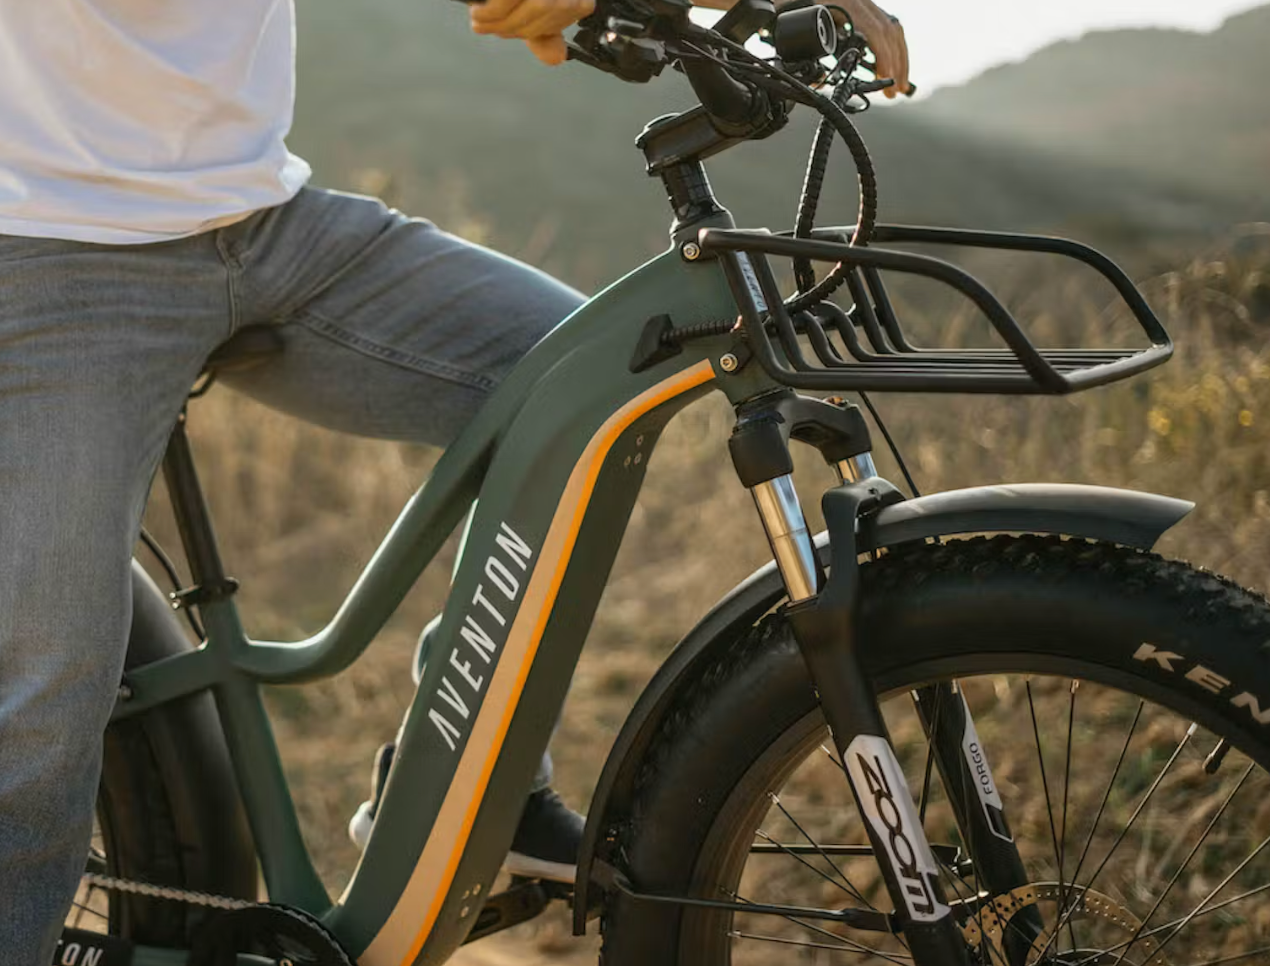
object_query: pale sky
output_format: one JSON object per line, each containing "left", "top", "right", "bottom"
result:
{"left": 884, "top": 0, "right": 1266, "bottom": 92}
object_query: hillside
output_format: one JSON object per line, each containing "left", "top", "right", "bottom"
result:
{"left": 290, "top": 1, "right": 1266, "bottom": 291}
{"left": 922, "top": 5, "right": 1270, "bottom": 213}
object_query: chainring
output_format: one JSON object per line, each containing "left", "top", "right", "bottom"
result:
{"left": 189, "top": 904, "right": 354, "bottom": 966}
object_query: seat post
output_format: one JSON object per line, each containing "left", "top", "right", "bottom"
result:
{"left": 161, "top": 409, "right": 238, "bottom": 607}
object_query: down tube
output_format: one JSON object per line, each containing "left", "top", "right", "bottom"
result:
{"left": 331, "top": 248, "right": 739, "bottom": 965}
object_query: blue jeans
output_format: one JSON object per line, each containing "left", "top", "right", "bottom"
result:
{"left": 0, "top": 187, "right": 583, "bottom": 964}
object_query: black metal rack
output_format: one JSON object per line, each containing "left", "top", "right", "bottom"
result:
{"left": 701, "top": 224, "right": 1174, "bottom": 394}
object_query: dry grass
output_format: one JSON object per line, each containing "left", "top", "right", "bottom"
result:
{"left": 136, "top": 229, "right": 1270, "bottom": 963}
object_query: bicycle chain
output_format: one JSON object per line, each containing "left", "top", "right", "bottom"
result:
{"left": 80, "top": 874, "right": 354, "bottom": 964}
{"left": 80, "top": 872, "right": 254, "bottom": 911}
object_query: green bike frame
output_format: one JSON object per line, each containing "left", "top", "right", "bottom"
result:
{"left": 101, "top": 52, "right": 1185, "bottom": 964}
{"left": 114, "top": 240, "right": 763, "bottom": 966}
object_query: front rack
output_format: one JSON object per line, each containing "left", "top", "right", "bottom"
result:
{"left": 700, "top": 225, "right": 1174, "bottom": 394}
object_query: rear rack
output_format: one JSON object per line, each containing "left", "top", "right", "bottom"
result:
{"left": 699, "top": 224, "right": 1173, "bottom": 394}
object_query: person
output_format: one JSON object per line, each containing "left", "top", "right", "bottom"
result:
{"left": 0, "top": 0, "right": 909, "bottom": 961}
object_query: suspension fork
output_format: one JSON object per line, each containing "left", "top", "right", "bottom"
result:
{"left": 731, "top": 391, "right": 975, "bottom": 966}
{"left": 914, "top": 683, "right": 1043, "bottom": 961}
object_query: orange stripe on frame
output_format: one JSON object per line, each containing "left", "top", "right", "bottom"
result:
{"left": 360, "top": 359, "right": 716, "bottom": 966}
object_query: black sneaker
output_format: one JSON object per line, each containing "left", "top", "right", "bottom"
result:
{"left": 504, "top": 787, "right": 585, "bottom": 884}
{"left": 349, "top": 744, "right": 584, "bottom": 885}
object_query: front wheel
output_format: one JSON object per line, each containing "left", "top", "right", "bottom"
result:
{"left": 601, "top": 536, "right": 1270, "bottom": 966}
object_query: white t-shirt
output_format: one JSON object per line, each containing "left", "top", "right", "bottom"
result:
{"left": 0, "top": 0, "right": 311, "bottom": 244}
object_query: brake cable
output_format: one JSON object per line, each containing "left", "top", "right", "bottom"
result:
{"left": 652, "top": 30, "right": 879, "bottom": 349}
{"left": 677, "top": 24, "right": 880, "bottom": 312}
{"left": 673, "top": 19, "right": 921, "bottom": 496}
{"left": 793, "top": 51, "right": 863, "bottom": 294}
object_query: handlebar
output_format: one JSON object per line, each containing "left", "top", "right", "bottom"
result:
{"left": 680, "top": 57, "right": 766, "bottom": 129}
{"left": 566, "top": 0, "right": 904, "bottom": 314}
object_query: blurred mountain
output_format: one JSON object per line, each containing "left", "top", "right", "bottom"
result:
{"left": 920, "top": 6, "right": 1270, "bottom": 215}
{"left": 291, "top": 1, "right": 1269, "bottom": 289}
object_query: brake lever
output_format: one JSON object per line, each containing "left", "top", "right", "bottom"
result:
{"left": 854, "top": 77, "right": 893, "bottom": 95}
{"left": 568, "top": 25, "right": 669, "bottom": 82}
{"left": 565, "top": 39, "right": 614, "bottom": 71}
{"left": 856, "top": 52, "right": 918, "bottom": 98}
{"left": 869, "top": 78, "right": 919, "bottom": 98}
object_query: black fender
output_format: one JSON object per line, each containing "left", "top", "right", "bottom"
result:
{"left": 572, "top": 482, "right": 1192, "bottom": 929}
{"left": 118, "top": 561, "right": 257, "bottom": 907}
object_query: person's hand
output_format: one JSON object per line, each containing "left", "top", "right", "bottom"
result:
{"left": 469, "top": 0, "right": 597, "bottom": 65}
{"left": 833, "top": 0, "right": 910, "bottom": 98}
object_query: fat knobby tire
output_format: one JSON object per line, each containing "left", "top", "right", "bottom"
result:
{"left": 599, "top": 535, "right": 1270, "bottom": 966}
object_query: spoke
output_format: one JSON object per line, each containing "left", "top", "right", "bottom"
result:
{"left": 730, "top": 929, "right": 913, "bottom": 962}
{"left": 1186, "top": 945, "right": 1270, "bottom": 966}
{"left": 1071, "top": 832, "right": 1270, "bottom": 966}
{"left": 70, "top": 897, "right": 108, "bottom": 923}
{"left": 1119, "top": 830, "right": 1270, "bottom": 966}
{"left": 1028, "top": 679, "right": 1075, "bottom": 958}
{"left": 730, "top": 890, "right": 911, "bottom": 964}
{"left": 1175, "top": 880, "right": 1270, "bottom": 922}
{"left": 766, "top": 791, "right": 875, "bottom": 909}
{"left": 938, "top": 685, "right": 1037, "bottom": 965}
{"left": 810, "top": 734, "right": 912, "bottom": 952}
{"left": 1080, "top": 721, "right": 1196, "bottom": 896}
{"left": 1065, "top": 700, "right": 1144, "bottom": 889}
{"left": 753, "top": 828, "right": 872, "bottom": 909}
{"left": 1059, "top": 680, "right": 1078, "bottom": 953}
{"left": 915, "top": 686, "right": 943, "bottom": 826}
{"left": 822, "top": 743, "right": 847, "bottom": 773}
{"left": 1069, "top": 880, "right": 1270, "bottom": 962}
{"left": 936, "top": 834, "right": 1036, "bottom": 966}
{"left": 1034, "top": 702, "right": 1165, "bottom": 962}
{"left": 1027, "top": 681, "right": 1068, "bottom": 904}
{"left": 813, "top": 729, "right": 907, "bottom": 948}
{"left": 936, "top": 857, "right": 1001, "bottom": 965}
{"left": 1109, "top": 761, "right": 1255, "bottom": 966}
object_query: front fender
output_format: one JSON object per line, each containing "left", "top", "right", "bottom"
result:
{"left": 572, "top": 482, "right": 1192, "bottom": 929}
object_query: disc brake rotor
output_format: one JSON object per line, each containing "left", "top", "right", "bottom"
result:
{"left": 961, "top": 882, "right": 1171, "bottom": 966}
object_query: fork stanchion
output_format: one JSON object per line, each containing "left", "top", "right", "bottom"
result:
{"left": 750, "top": 474, "right": 821, "bottom": 603}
